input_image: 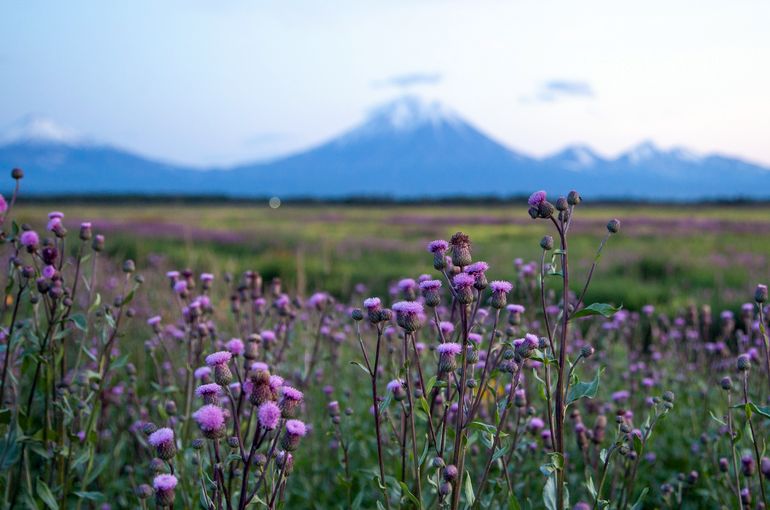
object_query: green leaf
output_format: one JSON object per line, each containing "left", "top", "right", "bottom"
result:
{"left": 73, "top": 491, "right": 102, "bottom": 501}
{"left": 566, "top": 368, "right": 602, "bottom": 406}
{"left": 543, "top": 472, "right": 558, "bottom": 510}
{"left": 708, "top": 410, "right": 726, "bottom": 426}
{"left": 70, "top": 313, "right": 88, "bottom": 332}
{"left": 570, "top": 303, "right": 622, "bottom": 320}
{"left": 349, "top": 361, "right": 371, "bottom": 375}
{"left": 398, "top": 481, "right": 420, "bottom": 507}
{"left": 463, "top": 471, "right": 475, "bottom": 507}
{"left": 425, "top": 375, "right": 437, "bottom": 396}
{"left": 630, "top": 487, "right": 649, "bottom": 510}
{"left": 37, "top": 479, "right": 59, "bottom": 510}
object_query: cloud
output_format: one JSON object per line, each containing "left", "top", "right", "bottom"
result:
{"left": 374, "top": 72, "right": 443, "bottom": 88}
{"left": 243, "top": 131, "right": 290, "bottom": 147}
{"left": 522, "top": 80, "right": 595, "bottom": 103}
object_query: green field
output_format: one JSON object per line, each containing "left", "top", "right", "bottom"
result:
{"left": 17, "top": 201, "right": 770, "bottom": 312}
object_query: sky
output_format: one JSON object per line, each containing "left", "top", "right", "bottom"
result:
{"left": 1, "top": 1, "right": 769, "bottom": 167}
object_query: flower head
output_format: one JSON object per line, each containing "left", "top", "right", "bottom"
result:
{"left": 436, "top": 343, "right": 462, "bottom": 356}
{"left": 20, "top": 230, "right": 39, "bottom": 249}
{"left": 205, "top": 351, "right": 232, "bottom": 367}
{"left": 427, "top": 240, "right": 449, "bottom": 253}
{"left": 148, "top": 427, "right": 174, "bottom": 447}
{"left": 285, "top": 419, "right": 307, "bottom": 437}
{"left": 528, "top": 190, "right": 547, "bottom": 207}
{"left": 258, "top": 401, "right": 281, "bottom": 430}
{"left": 490, "top": 280, "right": 513, "bottom": 293}
{"left": 226, "top": 338, "right": 245, "bottom": 356}
{"left": 192, "top": 405, "right": 226, "bottom": 438}
{"left": 153, "top": 474, "right": 178, "bottom": 491}
{"left": 452, "top": 273, "right": 475, "bottom": 290}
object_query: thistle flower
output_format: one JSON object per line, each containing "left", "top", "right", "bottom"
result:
{"left": 465, "top": 261, "right": 489, "bottom": 290}
{"left": 205, "top": 351, "right": 233, "bottom": 386}
{"left": 281, "top": 419, "right": 307, "bottom": 451}
{"left": 392, "top": 301, "right": 424, "bottom": 332}
{"left": 428, "top": 239, "right": 449, "bottom": 270}
{"left": 528, "top": 191, "right": 547, "bottom": 207}
{"left": 452, "top": 273, "right": 475, "bottom": 304}
{"left": 387, "top": 379, "right": 406, "bottom": 401}
{"left": 153, "top": 474, "right": 178, "bottom": 507}
{"left": 147, "top": 427, "right": 177, "bottom": 460}
{"left": 195, "top": 383, "right": 222, "bottom": 405}
{"left": 194, "top": 366, "right": 212, "bottom": 381}
{"left": 279, "top": 386, "right": 304, "bottom": 418}
{"left": 192, "top": 405, "right": 226, "bottom": 439}
{"left": 489, "top": 280, "right": 513, "bottom": 309}
{"left": 307, "top": 292, "right": 328, "bottom": 310}
{"left": 20, "top": 230, "right": 39, "bottom": 251}
{"left": 755, "top": 284, "right": 768, "bottom": 303}
{"left": 438, "top": 321, "right": 455, "bottom": 337}
{"left": 449, "top": 232, "right": 472, "bottom": 267}
{"left": 249, "top": 369, "right": 273, "bottom": 406}
{"left": 419, "top": 280, "right": 442, "bottom": 307}
{"left": 258, "top": 401, "right": 282, "bottom": 430}
{"left": 226, "top": 338, "right": 245, "bottom": 356}
{"left": 363, "top": 297, "right": 383, "bottom": 323}
{"left": 437, "top": 342, "right": 462, "bottom": 373}
{"left": 397, "top": 278, "right": 417, "bottom": 300}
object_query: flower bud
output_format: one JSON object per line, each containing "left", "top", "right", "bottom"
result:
{"left": 540, "top": 235, "right": 554, "bottom": 251}
{"left": 351, "top": 308, "right": 363, "bottom": 321}
{"left": 755, "top": 284, "right": 768, "bottom": 304}
{"left": 737, "top": 355, "right": 751, "bottom": 372}
{"left": 606, "top": 219, "right": 621, "bottom": 234}
{"left": 720, "top": 376, "right": 732, "bottom": 391}
{"left": 567, "top": 190, "right": 581, "bottom": 205}
{"left": 11, "top": 167, "right": 24, "bottom": 180}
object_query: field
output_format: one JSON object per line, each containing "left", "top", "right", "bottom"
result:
{"left": 16, "top": 201, "right": 770, "bottom": 312}
{"left": 2, "top": 195, "right": 770, "bottom": 509}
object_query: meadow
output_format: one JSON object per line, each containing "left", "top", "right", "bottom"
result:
{"left": 1, "top": 186, "right": 770, "bottom": 510}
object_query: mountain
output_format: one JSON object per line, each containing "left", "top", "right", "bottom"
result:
{"left": 1, "top": 99, "right": 770, "bottom": 200}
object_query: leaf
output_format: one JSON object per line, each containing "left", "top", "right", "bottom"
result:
{"left": 708, "top": 410, "right": 726, "bottom": 426}
{"left": 69, "top": 313, "right": 88, "bottom": 332}
{"left": 349, "top": 361, "right": 371, "bottom": 375}
{"left": 543, "top": 472, "right": 558, "bottom": 510}
{"left": 747, "top": 402, "right": 770, "bottom": 420}
{"left": 570, "top": 303, "right": 622, "bottom": 320}
{"left": 37, "top": 480, "right": 59, "bottom": 510}
{"left": 632, "top": 434, "right": 643, "bottom": 455}
{"left": 630, "top": 487, "right": 649, "bottom": 510}
{"left": 464, "top": 471, "right": 475, "bottom": 507}
{"left": 566, "top": 368, "right": 602, "bottom": 406}
{"left": 398, "top": 481, "right": 420, "bottom": 507}
{"left": 425, "top": 375, "right": 437, "bottom": 396}
{"left": 73, "top": 491, "right": 102, "bottom": 501}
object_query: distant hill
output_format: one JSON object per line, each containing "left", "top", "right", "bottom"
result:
{"left": 2, "top": 99, "right": 769, "bottom": 200}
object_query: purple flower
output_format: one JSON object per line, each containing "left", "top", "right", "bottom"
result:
{"left": 195, "top": 383, "right": 221, "bottom": 398}
{"left": 392, "top": 301, "right": 423, "bottom": 314}
{"left": 363, "top": 297, "right": 381, "bottom": 310}
{"left": 192, "top": 405, "right": 226, "bottom": 436}
{"left": 392, "top": 301, "right": 424, "bottom": 331}
{"left": 307, "top": 292, "right": 328, "bottom": 309}
{"left": 153, "top": 474, "right": 178, "bottom": 491}
{"left": 439, "top": 321, "right": 455, "bottom": 335}
{"left": 200, "top": 272, "right": 214, "bottom": 282}
{"left": 386, "top": 379, "right": 404, "bottom": 393}
{"left": 42, "top": 265, "right": 56, "bottom": 279}
{"left": 148, "top": 427, "right": 174, "bottom": 447}
{"left": 612, "top": 390, "right": 630, "bottom": 403}
{"left": 0, "top": 194, "right": 7, "bottom": 214}
{"left": 452, "top": 273, "right": 475, "bottom": 289}
{"left": 173, "top": 280, "right": 187, "bottom": 295}
{"left": 194, "top": 366, "right": 211, "bottom": 380}
{"left": 226, "top": 338, "right": 245, "bottom": 356}
{"left": 464, "top": 261, "right": 489, "bottom": 276}
{"left": 528, "top": 190, "right": 547, "bottom": 207}
{"left": 419, "top": 280, "right": 442, "bottom": 291}
{"left": 437, "top": 342, "right": 462, "bottom": 356}
{"left": 490, "top": 280, "right": 513, "bottom": 293}
{"left": 205, "top": 351, "right": 232, "bottom": 367}
{"left": 261, "top": 330, "right": 277, "bottom": 343}
{"left": 20, "top": 230, "right": 39, "bottom": 248}
{"left": 427, "top": 240, "right": 449, "bottom": 253}
{"left": 147, "top": 315, "right": 162, "bottom": 326}
{"left": 281, "top": 386, "right": 303, "bottom": 402}
{"left": 285, "top": 419, "right": 307, "bottom": 437}
{"left": 397, "top": 278, "right": 417, "bottom": 291}
{"left": 258, "top": 401, "right": 281, "bottom": 430}
{"left": 528, "top": 417, "right": 545, "bottom": 432}
{"left": 251, "top": 361, "right": 269, "bottom": 372}
{"left": 468, "top": 333, "right": 482, "bottom": 344}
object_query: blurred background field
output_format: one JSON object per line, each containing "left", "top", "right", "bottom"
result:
{"left": 16, "top": 200, "right": 770, "bottom": 313}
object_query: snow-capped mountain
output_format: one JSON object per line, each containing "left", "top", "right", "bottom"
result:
{"left": 1, "top": 96, "right": 769, "bottom": 199}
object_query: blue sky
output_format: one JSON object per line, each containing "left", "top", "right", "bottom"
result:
{"left": 1, "top": 1, "right": 769, "bottom": 166}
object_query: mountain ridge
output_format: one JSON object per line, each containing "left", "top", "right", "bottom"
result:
{"left": 1, "top": 96, "right": 769, "bottom": 199}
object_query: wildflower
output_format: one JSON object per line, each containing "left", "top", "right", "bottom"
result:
{"left": 205, "top": 351, "right": 233, "bottom": 386}
{"left": 419, "top": 279, "right": 442, "bottom": 307}
{"left": 397, "top": 278, "right": 417, "bottom": 300}
{"left": 387, "top": 379, "right": 406, "bottom": 401}
{"left": 449, "top": 232, "right": 472, "bottom": 267}
{"left": 528, "top": 190, "right": 547, "bottom": 207}
{"left": 307, "top": 292, "right": 328, "bottom": 310}
{"left": 20, "top": 230, "right": 39, "bottom": 251}
{"left": 438, "top": 321, "right": 455, "bottom": 337}
{"left": 392, "top": 301, "right": 424, "bottom": 332}
{"left": 249, "top": 369, "right": 273, "bottom": 406}
{"left": 226, "top": 338, "right": 245, "bottom": 356}
{"left": 489, "top": 280, "right": 513, "bottom": 309}
{"left": 281, "top": 419, "right": 307, "bottom": 451}
{"left": 437, "top": 342, "right": 462, "bottom": 373}
{"left": 148, "top": 427, "right": 176, "bottom": 460}
{"left": 195, "top": 383, "right": 222, "bottom": 405}
{"left": 363, "top": 297, "right": 383, "bottom": 323}
{"left": 92, "top": 234, "right": 105, "bottom": 252}
{"left": 279, "top": 386, "right": 304, "bottom": 418}
{"left": 428, "top": 239, "right": 449, "bottom": 270}
{"left": 194, "top": 366, "right": 212, "bottom": 381}
{"left": 153, "top": 474, "right": 178, "bottom": 507}
{"left": 452, "top": 273, "right": 475, "bottom": 305}
{"left": 258, "top": 401, "right": 282, "bottom": 430}
{"left": 192, "top": 405, "right": 226, "bottom": 439}
{"left": 755, "top": 284, "right": 768, "bottom": 304}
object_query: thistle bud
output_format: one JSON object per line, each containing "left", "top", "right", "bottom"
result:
{"left": 737, "top": 354, "right": 751, "bottom": 372}
{"left": 449, "top": 232, "right": 472, "bottom": 267}
{"left": 755, "top": 284, "right": 767, "bottom": 304}
{"left": 555, "top": 197, "right": 568, "bottom": 211}
{"left": 540, "top": 235, "right": 554, "bottom": 251}
{"left": 351, "top": 308, "right": 363, "bottom": 321}
{"left": 567, "top": 190, "right": 581, "bottom": 205}
{"left": 580, "top": 345, "right": 595, "bottom": 358}
{"left": 11, "top": 167, "right": 24, "bottom": 180}
{"left": 537, "top": 201, "right": 555, "bottom": 218}
{"left": 606, "top": 219, "right": 621, "bottom": 234}
{"left": 720, "top": 376, "right": 732, "bottom": 391}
